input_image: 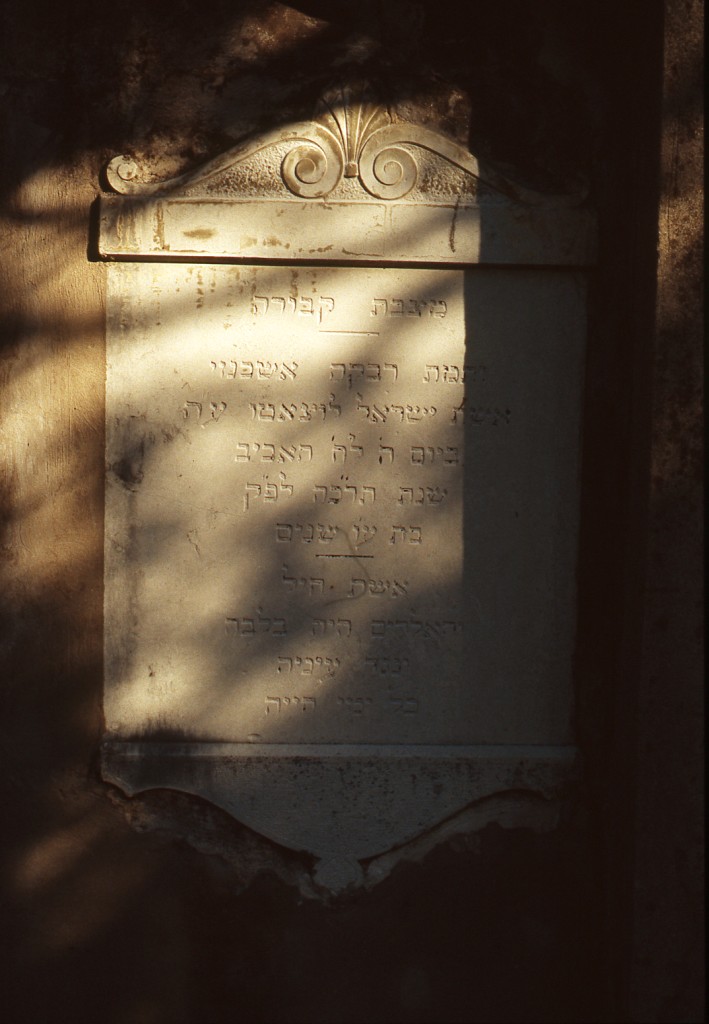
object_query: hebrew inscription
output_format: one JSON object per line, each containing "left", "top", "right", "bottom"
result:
{"left": 105, "top": 264, "right": 584, "bottom": 746}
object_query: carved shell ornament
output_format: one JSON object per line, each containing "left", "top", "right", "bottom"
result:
{"left": 105, "top": 83, "right": 486, "bottom": 201}
{"left": 105, "top": 83, "right": 586, "bottom": 206}
{"left": 282, "top": 84, "right": 421, "bottom": 199}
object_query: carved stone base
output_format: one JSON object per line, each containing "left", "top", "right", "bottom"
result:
{"left": 102, "top": 742, "right": 578, "bottom": 891}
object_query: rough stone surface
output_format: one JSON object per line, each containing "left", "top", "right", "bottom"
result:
{"left": 0, "top": 2, "right": 702, "bottom": 1022}
{"left": 625, "top": 0, "right": 704, "bottom": 1019}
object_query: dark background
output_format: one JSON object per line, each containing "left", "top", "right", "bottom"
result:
{"left": 0, "top": 2, "right": 703, "bottom": 1021}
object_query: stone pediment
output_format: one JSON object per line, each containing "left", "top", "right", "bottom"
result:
{"left": 100, "top": 84, "right": 594, "bottom": 266}
{"left": 106, "top": 84, "right": 487, "bottom": 203}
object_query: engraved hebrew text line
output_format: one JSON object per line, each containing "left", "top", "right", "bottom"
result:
{"left": 251, "top": 295, "right": 334, "bottom": 321}
{"left": 370, "top": 298, "right": 447, "bottom": 318}
{"left": 265, "top": 696, "right": 317, "bottom": 713}
{"left": 211, "top": 359, "right": 298, "bottom": 380}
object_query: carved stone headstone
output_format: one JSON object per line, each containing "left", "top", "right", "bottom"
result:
{"left": 100, "top": 88, "right": 595, "bottom": 891}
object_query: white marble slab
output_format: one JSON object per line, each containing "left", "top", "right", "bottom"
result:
{"left": 104, "top": 264, "right": 584, "bottom": 749}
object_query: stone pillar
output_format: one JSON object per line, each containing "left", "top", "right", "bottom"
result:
{"left": 627, "top": 1, "right": 704, "bottom": 1019}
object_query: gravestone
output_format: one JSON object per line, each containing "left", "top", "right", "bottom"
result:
{"left": 100, "top": 87, "right": 595, "bottom": 891}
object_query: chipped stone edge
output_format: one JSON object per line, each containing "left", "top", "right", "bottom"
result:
{"left": 102, "top": 742, "right": 579, "bottom": 893}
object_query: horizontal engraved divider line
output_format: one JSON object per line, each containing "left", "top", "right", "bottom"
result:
{"left": 315, "top": 553, "right": 374, "bottom": 558}
{"left": 319, "top": 330, "right": 380, "bottom": 336}
{"left": 102, "top": 741, "right": 578, "bottom": 761}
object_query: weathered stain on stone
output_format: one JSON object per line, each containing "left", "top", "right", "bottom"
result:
{"left": 183, "top": 228, "right": 216, "bottom": 239}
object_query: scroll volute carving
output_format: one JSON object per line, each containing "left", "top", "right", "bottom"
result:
{"left": 105, "top": 82, "right": 487, "bottom": 201}
{"left": 282, "top": 84, "right": 419, "bottom": 200}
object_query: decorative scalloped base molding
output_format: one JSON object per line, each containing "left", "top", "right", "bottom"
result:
{"left": 102, "top": 742, "right": 578, "bottom": 892}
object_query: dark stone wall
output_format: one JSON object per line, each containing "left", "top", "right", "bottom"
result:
{"left": 0, "top": 2, "right": 702, "bottom": 1021}
{"left": 622, "top": 2, "right": 704, "bottom": 1018}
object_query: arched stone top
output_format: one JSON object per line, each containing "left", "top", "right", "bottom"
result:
{"left": 106, "top": 83, "right": 492, "bottom": 203}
